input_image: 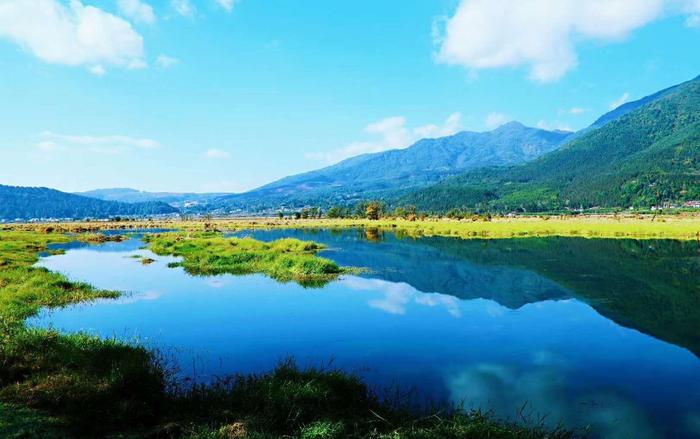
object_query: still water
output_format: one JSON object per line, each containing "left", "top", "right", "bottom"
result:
{"left": 30, "top": 229, "right": 700, "bottom": 438}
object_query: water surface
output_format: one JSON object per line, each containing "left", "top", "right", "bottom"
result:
{"left": 31, "top": 229, "right": 700, "bottom": 438}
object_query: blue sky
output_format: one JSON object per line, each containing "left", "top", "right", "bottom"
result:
{"left": 1, "top": 0, "right": 699, "bottom": 193}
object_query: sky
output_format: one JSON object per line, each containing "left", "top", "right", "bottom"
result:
{"left": 1, "top": 0, "right": 700, "bottom": 194}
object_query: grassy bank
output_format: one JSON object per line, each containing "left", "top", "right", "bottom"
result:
{"left": 5, "top": 212, "right": 700, "bottom": 240}
{"left": 145, "top": 232, "right": 349, "bottom": 286}
{"left": 0, "top": 231, "right": 120, "bottom": 336}
{"left": 0, "top": 229, "right": 571, "bottom": 438}
{"left": 213, "top": 214, "right": 700, "bottom": 240}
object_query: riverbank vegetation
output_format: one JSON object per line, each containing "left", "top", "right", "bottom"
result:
{"left": 0, "top": 229, "right": 574, "bottom": 438}
{"left": 6, "top": 212, "right": 698, "bottom": 240}
{"left": 145, "top": 232, "right": 347, "bottom": 285}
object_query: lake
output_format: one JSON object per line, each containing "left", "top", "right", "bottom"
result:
{"left": 30, "top": 228, "right": 700, "bottom": 438}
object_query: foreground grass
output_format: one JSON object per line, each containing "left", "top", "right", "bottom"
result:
{"left": 6, "top": 212, "right": 700, "bottom": 240}
{"left": 145, "top": 231, "right": 348, "bottom": 286}
{"left": 0, "top": 229, "right": 572, "bottom": 438}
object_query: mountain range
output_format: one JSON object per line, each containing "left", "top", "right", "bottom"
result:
{"left": 75, "top": 188, "right": 226, "bottom": 209}
{"left": 0, "top": 185, "right": 178, "bottom": 221}
{"left": 213, "top": 122, "right": 572, "bottom": 210}
{"left": 2, "top": 75, "right": 699, "bottom": 218}
{"left": 405, "top": 75, "right": 700, "bottom": 212}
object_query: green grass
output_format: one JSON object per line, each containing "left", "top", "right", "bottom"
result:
{"left": 0, "top": 228, "right": 574, "bottom": 438}
{"left": 145, "top": 232, "right": 350, "bottom": 286}
{"left": 0, "top": 403, "right": 68, "bottom": 439}
{"left": 0, "top": 231, "right": 119, "bottom": 337}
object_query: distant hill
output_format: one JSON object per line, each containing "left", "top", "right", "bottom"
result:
{"left": 403, "top": 75, "right": 700, "bottom": 212}
{"left": 0, "top": 185, "right": 179, "bottom": 220}
{"left": 77, "top": 188, "right": 228, "bottom": 208}
{"left": 215, "top": 122, "right": 572, "bottom": 210}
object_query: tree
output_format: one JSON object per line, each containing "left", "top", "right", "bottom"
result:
{"left": 365, "top": 202, "right": 381, "bottom": 220}
{"left": 355, "top": 202, "right": 368, "bottom": 218}
{"left": 203, "top": 213, "right": 213, "bottom": 231}
{"left": 327, "top": 206, "right": 343, "bottom": 218}
{"left": 277, "top": 211, "right": 284, "bottom": 219}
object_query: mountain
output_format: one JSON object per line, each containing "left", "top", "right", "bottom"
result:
{"left": 77, "top": 188, "right": 229, "bottom": 209}
{"left": 591, "top": 75, "right": 700, "bottom": 128}
{"left": 404, "top": 75, "right": 700, "bottom": 212}
{"left": 0, "top": 185, "right": 179, "bottom": 221}
{"left": 215, "top": 122, "right": 572, "bottom": 210}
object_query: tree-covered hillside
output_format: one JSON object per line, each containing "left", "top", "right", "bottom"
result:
{"left": 215, "top": 122, "right": 571, "bottom": 211}
{"left": 404, "top": 76, "right": 700, "bottom": 212}
{"left": 0, "top": 185, "right": 179, "bottom": 220}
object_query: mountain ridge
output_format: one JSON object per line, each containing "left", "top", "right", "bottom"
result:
{"left": 215, "top": 121, "right": 572, "bottom": 210}
{"left": 76, "top": 188, "right": 228, "bottom": 208}
{"left": 0, "top": 185, "right": 179, "bottom": 220}
{"left": 403, "top": 75, "right": 700, "bottom": 212}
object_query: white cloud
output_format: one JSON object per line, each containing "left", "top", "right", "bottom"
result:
{"left": 89, "top": 64, "right": 106, "bottom": 76}
{"left": 127, "top": 58, "right": 147, "bottom": 69}
{"left": 204, "top": 149, "right": 230, "bottom": 159}
{"left": 156, "top": 54, "right": 178, "bottom": 68}
{"left": 681, "top": 0, "right": 700, "bottom": 26}
{"left": 306, "top": 113, "right": 463, "bottom": 164}
{"left": 484, "top": 112, "right": 511, "bottom": 129}
{"left": 117, "top": 0, "right": 155, "bottom": 24}
{"left": 171, "top": 0, "right": 194, "bottom": 17}
{"left": 36, "top": 132, "right": 160, "bottom": 156}
{"left": 215, "top": 0, "right": 237, "bottom": 12}
{"left": 536, "top": 120, "right": 573, "bottom": 132}
{"left": 435, "top": 0, "right": 666, "bottom": 82}
{"left": 568, "top": 107, "right": 585, "bottom": 115}
{"left": 364, "top": 116, "right": 413, "bottom": 148}
{"left": 609, "top": 92, "right": 631, "bottom": 110}
{"left": 414, "top": 112, "right": 463, "bottom": 139}
{"left": 35, "top": 140, "right": 58, "bottom": 152}
{"left": 0, "top": 0, "right": 145, "bottom": 72}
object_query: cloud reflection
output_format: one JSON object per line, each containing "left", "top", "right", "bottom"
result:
{"left": 445, "top": 353, "right": 659, "bottom": 438}
{"left": 342, "top": 277, "right": 461, "bottom": 317}
{"left": 113, "top": 290, "right": 161, "bottom": 305}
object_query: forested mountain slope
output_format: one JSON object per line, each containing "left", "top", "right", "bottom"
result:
{"left": 216, "top": 122, "right": 571, "bottom": 210}
{"left": 0, "top": 185, "right": 179, "bottom": 220}
{"left": 404, "top": 76, "right": 700, "bottom": 212}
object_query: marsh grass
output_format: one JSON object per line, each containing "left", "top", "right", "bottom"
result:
{"left": 0, "top": 229, "right": 574, "bottom": 438}
{"left": 0, "top": 403, "right": 68, "bottom": 439}
{"left": 145, "top": 232, "right": 350, "bottom": 286}
{"left": 5, "top": 213, "right": 700, "bottom": 241}
{"left": 0, "top": 231, "right": 119, "bottom": 336}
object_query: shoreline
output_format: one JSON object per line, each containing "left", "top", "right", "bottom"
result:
{"left": 4, "top": 213, "right": 700, "bottom": 241}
